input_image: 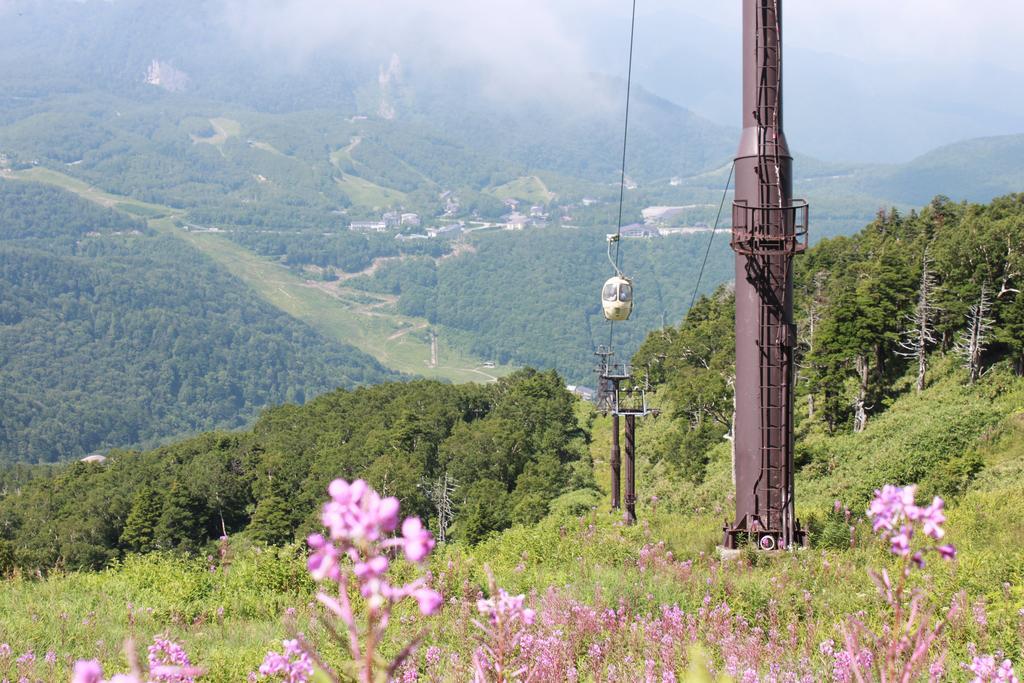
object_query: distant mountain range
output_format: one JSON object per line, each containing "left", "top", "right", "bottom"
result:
{"left": 0, "top": 0, "right": 1021, "bottom": 462}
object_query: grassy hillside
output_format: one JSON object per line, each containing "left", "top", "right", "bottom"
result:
{"left": 0, "top": 364, "right": 1021, "bottom": 680}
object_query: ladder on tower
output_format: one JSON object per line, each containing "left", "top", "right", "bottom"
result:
{"left": 754, "top": 0, "right": 796, "bottom": 547}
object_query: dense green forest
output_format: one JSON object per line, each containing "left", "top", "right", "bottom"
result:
{"left": 0, "top": 181, "right": 395, "bottom": 463}
{"left": 0, "top": 369, "right": 593, "bottom": 573}
{"left": 2, "top": 195, "right": 1024, "bottom": 682}
{"left": 228, "top": 229, "right": 451, "bottom": 276}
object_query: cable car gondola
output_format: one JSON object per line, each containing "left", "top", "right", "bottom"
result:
{"left": 602, "top": 234, "right": 634, "bottom": 321}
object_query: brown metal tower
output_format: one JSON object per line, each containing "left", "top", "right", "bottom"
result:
{"left": 724, "top": 0, "right": 809, "bottom": 550}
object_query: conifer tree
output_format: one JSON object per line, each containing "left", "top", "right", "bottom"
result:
{"left": 248, "top": 495, "right": 294, "bottom": 546}
{"left": 119, "top": 487, "right": 163, "bottom": 554}
{"left": 155, "top": 481, "right": 205, "bottom": 552}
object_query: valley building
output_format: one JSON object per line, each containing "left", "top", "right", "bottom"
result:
{"left": 427, "top": 223, "right": 463, "bottom": 238}
{"left": 504, "top": 213, "right": 529, "bottom": 230}
{"left": 349, "top": 221, "right": 388, "bottom": 232}
{"left": 620, "top": 224, "right": 660, "bottom": 239}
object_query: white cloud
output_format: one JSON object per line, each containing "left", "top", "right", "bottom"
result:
{"left": 222, "top": 1, "right": 1023, "bottom": 92}
{"left": 219, "top": 0, "right": 594, "bottom": 98}
{"left": 681, "top": 0, "right": 1024, "bottom": 71}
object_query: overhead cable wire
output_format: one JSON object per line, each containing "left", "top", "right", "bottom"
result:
{"left": 607, "top": 0, "right": 638, "bottom": 353}
{"left": 686, "top": 162, "right": 735, "bottom": 314}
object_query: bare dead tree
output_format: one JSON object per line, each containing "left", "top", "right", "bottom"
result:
{"left": 897, "top": 252, "right": 940, "bottom": 393}
{"left": 852, "top": 353, "right": 871, "bottom": 433}
{"left": 955, "top": 284, "right": 995, "bottom": 384}
{"left": 996, "top": 240, "right": 1021, "bottom": 301}
{"left": 420, "top": 472, "right": 458, "bottom": 543}
{"left": 798, "top": 270, "right": 829, "bottom": 419}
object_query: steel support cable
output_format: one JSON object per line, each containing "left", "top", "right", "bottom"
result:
{"left": 606, "top": 0, "right": 638, "bottom": 353}
{"left": 686, "top": 163, "right": 735, "bottom": 315}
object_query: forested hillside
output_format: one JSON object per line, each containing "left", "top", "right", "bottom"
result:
{"left": 229, "top": 229, "right": 451, "bottom": 276}
{"left": 350, "top": 228, "right": 734, "bottom": 383}
{"left": 635, "top": 193, "right": 1024, "bottom": 489}
{"left": 0, "top": 181, "right": 395, "bottom": 463}
{"left": 0, "top": 370, "right": 592, "bottom": 572}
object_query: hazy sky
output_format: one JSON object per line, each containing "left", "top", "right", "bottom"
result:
{"left": 223, "top": 1, "right": 1024, "bottom": 75}
{"left": 679, "top": 1, "right": 1024, "bottom": 71}
{"left": 217, "top": 0, "right": 1024, "bottom": 161}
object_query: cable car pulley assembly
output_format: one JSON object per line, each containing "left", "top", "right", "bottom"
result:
{"left": 602, "top": 234, "right": 634, "bottom": 321}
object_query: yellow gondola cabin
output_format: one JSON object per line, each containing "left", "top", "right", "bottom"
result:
{"left": 602, "top": 275, "right": 633, "bottom": 321}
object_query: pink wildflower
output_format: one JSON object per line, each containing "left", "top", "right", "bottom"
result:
{"left": 305, "top": 533, "right": 341, "bottom": 582}
{"left": 401, "top": 518, "right": 435, "bottom": 563}
{"left": 322, "top": 479, "right": 399, "bottom": 542}
{"left": 890, "top": 526, "right": 913, "bottom": 556}
{"left": 72, "top": 660, "right": 103, "bottom": 683}
{"left": 967, "top": 654, "right": 1019, "bottom": 683}
{"left": 414, "top": 587, "right": 444, "bottom": 616}
{"left": 256, "top": 639, "right": 313, "bottom": 683}
{"left": 478, "top": 589, "right": 535, "bottom": 626}
{"left": 353, "top": 555, "right": 389, "bottom": 580}
{"left": 867, "top": 485, "right": 954, "bottom": 563}
{"left": 919, "top": 497, "right": 946, "bottom": 539}
{"left": 148, "top": 635, "right": 195, "bottom": 683}
{"left": 301, "top": 479, "right": 443, "bottom": 681}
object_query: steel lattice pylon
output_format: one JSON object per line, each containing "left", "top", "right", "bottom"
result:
{"left": 595, "top": 346, "right": 658, "bottom": 525}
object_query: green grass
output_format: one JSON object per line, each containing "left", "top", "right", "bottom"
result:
{"left": 486, "top": 175, "right": 555, "bottom": 204}
{"left": 115, "top": 202, "right": 171, "bottom": 218}
{"left": 2, "top": 369, "right": 1024, "bottom": 679}
{"left": 247, "top": 140, "right": 287, "bottom": 157}
{"left": 170, "top": 228, "right": 511, "bottom": 383}
{"left": 794, "top": 357, "right": 1024, "bottom": 510}
{"left": 333, "top": 174, "right": 408, "bottom": 209}
{"left": 11, "top": 167, "right": 177, "bottom": 218}
{"left": 329, "top": 137, "right": 409, "bottom": 209}
{"left": 190, "top": 117, "right": 241, "bottom": 147}
{"left": 3, "top": 483, "right": 1021, "bottom": 681}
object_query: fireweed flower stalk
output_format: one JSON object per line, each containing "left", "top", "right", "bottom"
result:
{"left": 965, "top": 651, "right": 1020, "bottom": 683}
{"left": 840, "top": 484, "right": 959, "bottom": 682}
{"left": 253, "top": 639, "right": 314, "bottom": 682}
{"left": 471, "top": 567, "right": 537, "bottom": 683}
{"left": 71, "top": 636, "right": 203, "bottom": 683}
{"left": 303, "top": 479, "right": 443, "bottom": 683}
